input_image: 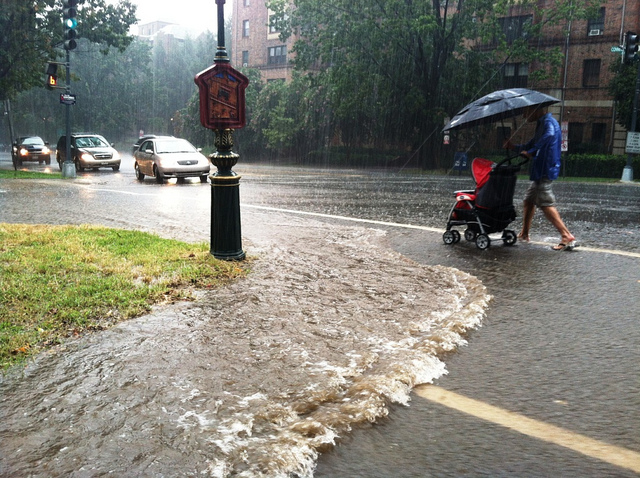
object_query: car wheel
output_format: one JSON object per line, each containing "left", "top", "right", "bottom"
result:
{"left": 177, "top": 177, "right": 186, "bottom": 184}
{"left": 112, "top": 165, "right": 120, "bottom": 171}
{"left": 135, "top": 163, "right": 144, "bottom": 181}
{"left": 75, "top": 159, "right": 84, "bottom": 172}
{"left": 154, "top": 166, "right": 164, "bottom": 184}
{"left": 45, "top": 157, "right": 51, "bottom": 165}
{"left": 200, "top": 175, "right": 208, "bottom": 183}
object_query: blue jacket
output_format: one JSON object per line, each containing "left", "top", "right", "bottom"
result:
{"left": 518, "top": 113, "right": 561, "bottom": 181}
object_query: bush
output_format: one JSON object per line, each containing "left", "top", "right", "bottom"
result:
{"left": 562, "top": 154, "right": 640, "bottom": 178}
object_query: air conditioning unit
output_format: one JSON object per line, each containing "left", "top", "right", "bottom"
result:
{"left": 588, "top": 29, "right": 602, "bottom": 36}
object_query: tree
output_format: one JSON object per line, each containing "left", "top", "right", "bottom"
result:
{"left": 609, "top": 61, "right": 638, "bottom": 132}
{"left": 0, "top": 0, "right": 137, "bottom": 101}
{"left": 265, "top": 0, "right": 599, "bottom": 168}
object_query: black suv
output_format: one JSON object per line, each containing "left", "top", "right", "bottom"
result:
{"left": 11, "top": 136, "right": 51, "bottom": 167}
{"left": 56, "top": 133, "right": 121, "bottom": 172}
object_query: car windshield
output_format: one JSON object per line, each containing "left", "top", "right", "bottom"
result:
{"left": 22, "top": 137, "right": 44, "bottom": 146}
{"left": 155, "top": 139, "right": 196, "bottom": 154}
{"left": 76, "top": 136, "right": 109, "bottom": 148}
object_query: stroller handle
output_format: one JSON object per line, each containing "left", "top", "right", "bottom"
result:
{"left": 495, "top": 153, "right": 530, "bottom": 169}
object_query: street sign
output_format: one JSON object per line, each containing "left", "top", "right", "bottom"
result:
{"left": 625, "top": 131, "right": 640, "bottom": 154}
{"left": 611, "top": 46, "right": 624, "bottom": 53}
{"left": 60, "top": 93, "right": 76, "bottom": 105}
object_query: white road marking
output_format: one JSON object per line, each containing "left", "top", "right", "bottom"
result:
{"left": 415, "top": 385, "right": 640, "bottom": 474}
{"left": 242, "top": 204, "right": 640, "bottom": 259}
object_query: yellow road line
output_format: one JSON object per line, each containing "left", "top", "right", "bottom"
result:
{"left": 415, "top": 385, "right": 640, "bottom": 473}
{"left": 242, "top": 204, "right": 640, "bottom": 259}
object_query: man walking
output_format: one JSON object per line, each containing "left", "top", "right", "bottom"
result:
{"left": 505, "top": 106, "right": 577, "bottom": 251}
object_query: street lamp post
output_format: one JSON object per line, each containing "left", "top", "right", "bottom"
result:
{"left": 194, "top": 0, "right": 249, "bottom": 260}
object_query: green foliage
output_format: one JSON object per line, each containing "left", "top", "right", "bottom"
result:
{"left": 609, "top": 61, "right": 638, "bottom": 131}
{"left": 563, "top": 154, "right": 640, "bottom": 178}
{"left": 255, "top": 0, "right": 600, "bottom": 168}
{"left": 0, "top": 0, "right": 138, "bottom": 100}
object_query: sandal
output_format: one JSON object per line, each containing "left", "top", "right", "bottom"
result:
{"left": 552, "top": 240, "right": 577, "bottom": 251}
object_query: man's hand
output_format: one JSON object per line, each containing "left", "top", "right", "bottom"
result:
{"left": 520, "top": 150, "right": 532, "bottom": 160}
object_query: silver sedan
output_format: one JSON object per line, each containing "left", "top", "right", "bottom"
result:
{"left": 133, "top": 136, "right": 211, "bottom": 184}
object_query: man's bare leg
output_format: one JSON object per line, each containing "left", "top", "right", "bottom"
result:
{"left": 519, "top": 199, "right": 535, "bottom": 241}
{"left": 540, "top": 205, "right": 575, "bottom": 245}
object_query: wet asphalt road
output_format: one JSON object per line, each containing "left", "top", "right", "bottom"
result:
{"left": 1, "top": 154, "right": 639, "bottom": 477}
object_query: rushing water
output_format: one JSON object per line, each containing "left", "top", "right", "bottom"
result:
{"left": 0, "top": 191, "right": 490, "bottom": 476}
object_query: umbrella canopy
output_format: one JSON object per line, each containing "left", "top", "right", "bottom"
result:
{"left": 443, "top": 88, "right": 561, "bottom": 131}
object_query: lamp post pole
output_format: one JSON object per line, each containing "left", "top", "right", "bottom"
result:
{"left": 62, "top": 48, "right": 76, "bottom": 178}
{"left": 208, "top": 0, "right": 245, "bottom": 260}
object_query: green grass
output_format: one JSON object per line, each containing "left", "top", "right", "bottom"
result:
{"left": 0, "top": 170, "right": 62, "bottom": 179}
{"left": 0, "top": 224, "right": 247, "bottom": 371}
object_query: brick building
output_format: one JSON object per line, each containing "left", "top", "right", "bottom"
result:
{"left": 232, "top": 1, "right": 640, "bottom": 153}
{"left": 231, "top": 0, "right": 295, "bottom": 82}
{"left": 489, "top": 0, "right": 640, "bottom": 155}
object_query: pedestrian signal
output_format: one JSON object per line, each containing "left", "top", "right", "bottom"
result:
{"left": 625, "top": 31, "right": 638, "bottom": 64}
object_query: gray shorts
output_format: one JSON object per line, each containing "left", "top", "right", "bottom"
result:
{"left": 523, "top": 179, "right": 556, "bottom": 207}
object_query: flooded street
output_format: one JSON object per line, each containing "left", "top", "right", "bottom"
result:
{"left": 1, "top": 155, "right": 639, "bottom": 476}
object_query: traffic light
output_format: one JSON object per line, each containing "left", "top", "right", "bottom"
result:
{"left": 63, "top": 0, "right": 78, "bottom": 50}
{"left": 45, "top": 63, "right": 58, "bottom": 90}
{"left": 625, "top": 31, "right": 638, "bottom": 64}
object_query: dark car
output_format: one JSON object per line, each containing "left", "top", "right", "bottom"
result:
{"left": 56, "top": 133, "right": 121, "bottom": 172}
{"left": 11, "top": 136, "right": 51, "bottom": 166}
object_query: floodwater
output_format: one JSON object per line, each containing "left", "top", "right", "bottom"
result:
{"left": 0, "top": 158, "right": 639, "bottom": 476}
{"left": 0, "top": 162, "right": 492, "bottom": 476}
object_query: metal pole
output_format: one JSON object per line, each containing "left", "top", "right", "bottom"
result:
{"left": 62, "top": 49, "right": 76, "bottom": 178}
{"left": 210, "top": 0, "right": 244, "bottom": 260}
{"left": 621, "top": 60, "right": 639, "bottom": 182}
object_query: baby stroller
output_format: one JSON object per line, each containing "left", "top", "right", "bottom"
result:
{"left": 443, "top": 155, "right": 526, "bottom": 250}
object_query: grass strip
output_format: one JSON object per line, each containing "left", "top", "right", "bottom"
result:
{"left": 0, "top": 224, "right": 246, "bottom": 371}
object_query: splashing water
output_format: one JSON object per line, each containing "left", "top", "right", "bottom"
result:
{"left": 0, "top": 216, "right": 490, "bottom": 477}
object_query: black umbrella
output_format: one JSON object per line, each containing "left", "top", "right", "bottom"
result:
{"left": 443, "top": 88, "right": 561, "bottom": 131}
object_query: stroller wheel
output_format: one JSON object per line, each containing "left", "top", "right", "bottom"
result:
{"left": 452, "top": 230, "right": 461, "bottom": 243}
{"left": 464, "top": 229, "right": 477, "bottom": 242}
{"left": 502, "top": 230, "right": 517, "bottom": 246}
{"left": 443, "top": 231, "right": 456, "bottom": 245}
{"left": 475, "top": 234, "right": 491, "bottom": 250}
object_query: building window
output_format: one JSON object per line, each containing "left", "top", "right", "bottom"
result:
{"left": 268, "top": 45, "right": 287, "bottom": 65}
{"left": 269, "top": 15, "right": 281, "bottom": 34}
{"left": 498, "top": 15, "right": 532, "bottom": 43}
{"left": 582, "top": 59, "right": 601, "bottom": 87}
{"left": 242, "top": 51, "right": 249, "bottom": 66}
{"left": 568, "top": 122, "right": 584, "bottom": 153}
{"left": 503, "top": 63, "right": 528, "bottom": 88}
{"left": 587, "top": 7, "right": 605, "bottom": 36}
{"left": 592, "top": 123, "right": 606, "bottom": 151}
{"left": 243, "top": 20, "right": 250, "bottom": 37}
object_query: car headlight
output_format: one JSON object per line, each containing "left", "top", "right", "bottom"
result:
{"left": 112, "top": 151, "right": 121, "bottom": 160}
{"left": 81, "top": 152, "right": 94, "bottom": 161}
{"left": 19, "top": 148, "right": 29, "bottom": 156}
{"left": 42, "top": 146, "right": 51, "bottom": 154}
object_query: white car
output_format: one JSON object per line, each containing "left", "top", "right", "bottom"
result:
{"left": 133, "top": 136, "right": 211, "bottom": 184}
